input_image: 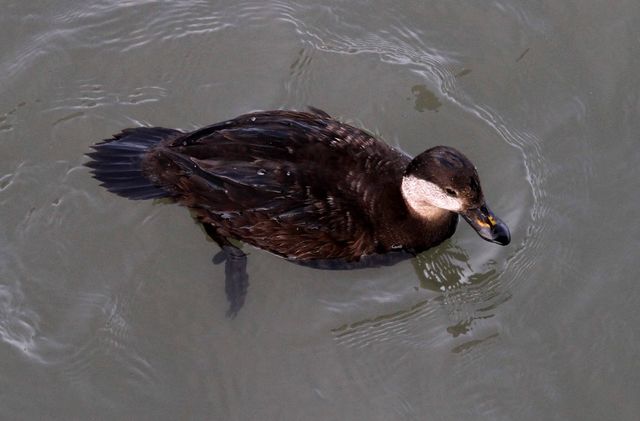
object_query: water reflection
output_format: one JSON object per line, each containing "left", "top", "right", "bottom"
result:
{"left": 419, "top": 240, "right": 512, "bottom": 334}
{"left": 330, "top": 296, "right": 446, "bottom": 351}
{"left": 330, "top": 239, "right": 511, "bottom": 350}
{"left": 415, "top": 241, "right": 474, "bottom": 291}
{"left": 0, "top": 281, "right": 40, "bottom": 359}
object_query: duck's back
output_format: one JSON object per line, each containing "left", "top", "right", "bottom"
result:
{"left": 142, "top": 110, "right": 416, "bottom": 260}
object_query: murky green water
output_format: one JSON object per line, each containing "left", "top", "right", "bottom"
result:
{"left": 1, "top": 1, "right": 639, "bottom": 419}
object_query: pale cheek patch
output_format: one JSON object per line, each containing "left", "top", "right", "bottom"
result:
{"left": 401, "top": 176, "right": 464, "bottom": 214}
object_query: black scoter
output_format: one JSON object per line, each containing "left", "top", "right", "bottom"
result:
{"left": 86, "top": 108, "right": 510, "bottom": 316}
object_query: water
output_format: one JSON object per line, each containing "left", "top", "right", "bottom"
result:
{"left": 1, "top": 0, "right": 639, "bottom": 419}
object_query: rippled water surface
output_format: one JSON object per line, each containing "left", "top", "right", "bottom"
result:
{"left": 2, "top": 1, "right": 639, "bottom": 419}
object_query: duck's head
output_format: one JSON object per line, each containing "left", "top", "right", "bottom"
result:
{"left": 401, "top": 146, "right": 510, "bottom": 246}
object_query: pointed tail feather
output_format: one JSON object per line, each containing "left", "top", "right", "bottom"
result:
{"left": 85, "top": 127, "right": 181, "bottom": 200}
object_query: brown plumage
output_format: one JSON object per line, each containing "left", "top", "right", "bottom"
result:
{"left": 86, "top": 108, "right": 509, "bottom": 316}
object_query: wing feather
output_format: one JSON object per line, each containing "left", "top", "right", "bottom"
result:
{"left": 144, "top": 110, "right": 408, "bottom": 259}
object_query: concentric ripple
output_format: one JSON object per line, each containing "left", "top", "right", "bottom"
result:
{"left": 0, "top": 1, "right": 555, "bottom": 417}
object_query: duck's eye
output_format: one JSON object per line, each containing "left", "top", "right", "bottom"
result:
{"left": 445, "top": 188, "right": 457, "bottom": 197}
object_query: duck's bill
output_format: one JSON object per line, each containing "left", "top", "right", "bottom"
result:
{"left": 461, "top": 204, "right": 511, "bottom": 246}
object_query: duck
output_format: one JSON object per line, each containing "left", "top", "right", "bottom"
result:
{"left": 86, "top": 107, "right": 510, "bottom": 316}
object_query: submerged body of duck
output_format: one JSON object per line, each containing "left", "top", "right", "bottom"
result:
{"left": 86, "top": 108, "right": 510, "bottom": 316}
